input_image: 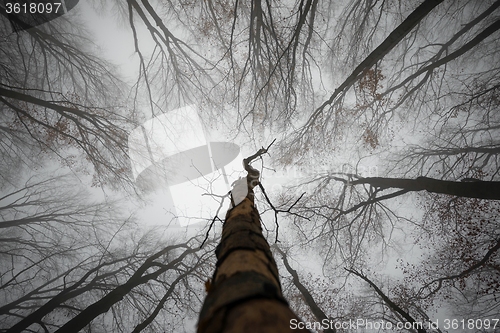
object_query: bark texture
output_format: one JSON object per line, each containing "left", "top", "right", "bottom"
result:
{"left": 198, "top": 150, "right": 309, "bottom": 333}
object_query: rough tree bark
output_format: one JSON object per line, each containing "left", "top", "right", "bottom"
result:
{"left": 197, "top": 147, "right": 309, "bottom": 333}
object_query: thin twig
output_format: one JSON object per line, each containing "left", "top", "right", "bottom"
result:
{"left": 258, "top": 182, "right": 308, "bottom": 243}
{"left": 200, "top": 191, "right": 231, "bottom": 248}
{"left": 203, "top": 140, "right": 282, "bottom": 245}
{"left": 243, "top": 139, "right": 276, "bottom": 190}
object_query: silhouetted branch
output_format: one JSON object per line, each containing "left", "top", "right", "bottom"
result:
{"left": 276, "top": 246, "right": 335, "bottom": 333}
{"left": 345, "top": 268, "right": 426, "bottom": 333}
{"left": 418, "top": 238, "right": 500, "bottom": 298}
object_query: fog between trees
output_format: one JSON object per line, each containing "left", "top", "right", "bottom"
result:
{"left": 0, "top": 0, "right": 499, "bottom": 332}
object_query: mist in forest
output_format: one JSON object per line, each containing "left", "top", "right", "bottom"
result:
{"left": 0, "top": 0, "right": 499, "bottom": 332}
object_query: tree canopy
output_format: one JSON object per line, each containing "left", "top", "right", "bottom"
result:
{"left": 0, "top": 0, "right": 499, "bottom": 332}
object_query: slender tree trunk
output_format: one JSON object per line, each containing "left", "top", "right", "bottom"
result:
{"left": 53, "top": 244, "right": 194, "bottom": 333}
{"left": 275, "top": 246, "right": 335, "bottom": 333}
{"left": 351, "top": 176, "right": 500, "bottom": 200}
{"left": 198, "top": 149, "right": 309, "bottom": 333}
{"left": 304, "top": 0, "right": 444, "bottom": 126}
{"left": 345, "top": 268, "right": 426, "bottom": 333}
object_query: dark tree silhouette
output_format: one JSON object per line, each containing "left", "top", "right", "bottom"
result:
{"left": 198, "top": 148, "right": 309, "bottom": 333}
{"left": 1, "top": 0, "right": 500, "bottom": 331}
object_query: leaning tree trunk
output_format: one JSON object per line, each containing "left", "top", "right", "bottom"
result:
{"left": 350, "top": 176, "right": 500, "bottom": 200}
{"left": 275, "top": 246, "right": 335, "bottom": 333}
{"left": 197, "top": 148, "right": 310, "bottom": 333}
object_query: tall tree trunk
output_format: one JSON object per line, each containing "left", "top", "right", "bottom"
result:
{"left": 351, "top": 176, "right": 500, "bottom": 200}
{"left": 197, "top": 148, "right": 310, "bottom": 333}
